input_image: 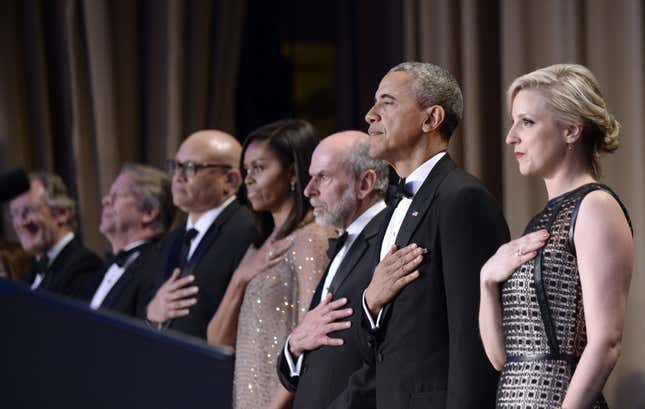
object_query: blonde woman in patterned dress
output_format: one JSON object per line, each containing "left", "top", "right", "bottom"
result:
{"left": 207, "top": 119, "right": 334, "bottom": 409}
{"left": 479, "top": 64, "right": 633, "bottom": 408}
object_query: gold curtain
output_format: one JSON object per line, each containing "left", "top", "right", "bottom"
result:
{"left": 403, "top": 0, "right": 644, "bottom": 406}
{"left": 0, "top": 0, "right": 246, "bottom": 252}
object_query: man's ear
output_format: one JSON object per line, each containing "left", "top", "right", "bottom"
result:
{"left": 356, "top": 170, "right": 377, "bottom": 200}
{"left": 53, "top": 207, "right": 71, "bottom": 227}
{"left": 141, "top": 207, "right": 160, "bottom": 227}
{"left": 422, "top": 105, "right": 445, "bottom": 134}
{"left": 226, "top": 168, "right": 242, "bottom": 191}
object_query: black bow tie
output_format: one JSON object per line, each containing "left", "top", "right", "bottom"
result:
{"left": 388, "top": 177, "right": 414, "bottom": 202}
{"left": 327, "top": 232, "right": 349, "bottom": 260}
{"left": 107, "top": 243, "right": 148, "bottom": 268}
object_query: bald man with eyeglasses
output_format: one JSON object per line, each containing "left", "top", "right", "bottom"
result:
{"left": 146, "top": 130, "right": 257, "bottom": 340}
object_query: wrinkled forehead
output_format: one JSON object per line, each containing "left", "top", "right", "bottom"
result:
{"left": 310, "top": 145, "right": 350, "bottom": 176}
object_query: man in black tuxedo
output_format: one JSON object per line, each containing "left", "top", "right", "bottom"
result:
{"left": 88, "top": 164, "right": 174, "bottom": 319}
{"left": 360, "top": 62, "right": 510, "bottom": 408}
{"left": 276, "top": 131, "right": 388, "bottom": 409}
{"left": 9, "top": 171, "right": 103, "bottom": 301}
{"left": 146, "top": 130, "right": 257, "bottom": 340}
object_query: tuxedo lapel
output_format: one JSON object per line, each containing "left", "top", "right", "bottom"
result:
{"left": 394, "top": 155, "right": 456, "bottom": 248}
{"left": 182, "top": 200, "right": 240, "bottom": 276}
{"left": 328, "top": 214, "right": 382, "bottom": 295}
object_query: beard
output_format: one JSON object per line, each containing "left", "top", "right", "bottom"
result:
{"left": 311, "top": 184, "right": 357, "bottom": 228}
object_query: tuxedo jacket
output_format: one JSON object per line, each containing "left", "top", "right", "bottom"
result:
{"left": 160, "top": 200, "right": 257, "bottom": 339}
{"left": 277, "top": 209, "right": 387, "bottom": 409}
{"left": 23, "top": 238, "right": 103, "bottom": 302}
{"left": 360, "top": 155, "right": 510, "bottom": 409}
{"left": 95, "top": 240, "right": 164, "bottom": 319}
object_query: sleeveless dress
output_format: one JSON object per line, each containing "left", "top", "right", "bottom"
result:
{"left": 496, "top": 183, "right": 631, "bottom": 409}
{"left": 233, "top": 221, "right": 333, "bottom": 409}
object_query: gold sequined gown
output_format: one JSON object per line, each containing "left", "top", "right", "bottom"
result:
{"left": 497, "top": 184, "right": 631, "bottom": 408}
{"left": 233, "top": 221, "right": 333, "bottom": 409}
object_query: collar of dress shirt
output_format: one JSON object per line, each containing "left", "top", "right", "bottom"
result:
{"left": 43, "top": 231, "right": 75, "bottom": 266}
{"left": 186, "top": 195, "right": 236, "bottom": 233}
{"left": 185, "top": 195, "right": 236, "bottom": 252}
{"left": 121, "top": 239, "right": 149, "bottom": 252}
{"left": 345, "top": 200, "right": 387, "bottom": 238}
{"left": 404, "top": 151, "right": 446, "bottom": 196}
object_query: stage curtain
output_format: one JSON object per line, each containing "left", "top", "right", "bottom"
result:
{"left": 0, "top": 0, "right": 246, "bottom": 251}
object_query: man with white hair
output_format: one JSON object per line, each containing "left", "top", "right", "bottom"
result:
{"left": 277, "top": 131, "right": 388, "bottom": 408}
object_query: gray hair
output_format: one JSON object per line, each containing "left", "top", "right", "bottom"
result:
{"left": 120, "top": 163, "right": 174, "bottom": 235}
{"left": 390, "top": 62, "right": 464, "bottom": 139}
{"left": 29, "top": 171, "right": 78, "bottom": 231}
{"left": 349, "top": 140, "right": 389, "bottom": 200}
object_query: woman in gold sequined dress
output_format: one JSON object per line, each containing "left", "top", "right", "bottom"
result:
{"left": 207, "top": 119, "right": 334, "bottom": 409}
{"left": 479, "top": 64, "right": 633, "bottom": 408}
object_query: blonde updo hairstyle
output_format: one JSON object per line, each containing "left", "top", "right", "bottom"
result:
{"left": 507, "top": 63, "right": 620, "bottom": 177}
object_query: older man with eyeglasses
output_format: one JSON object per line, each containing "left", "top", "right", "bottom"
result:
{"left": 146, "top": 130, "right": 258, "bottom": 340}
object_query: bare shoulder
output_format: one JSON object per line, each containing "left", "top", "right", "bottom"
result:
{"left": 575, "top": 189, "right": 632, "bottom": 256}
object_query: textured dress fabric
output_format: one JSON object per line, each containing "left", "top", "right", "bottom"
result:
{"left": 496, "top": 184, "right": 630, "bottom": 409}
{"left": 233, "top": 221, "right": 333, "bottom": 409}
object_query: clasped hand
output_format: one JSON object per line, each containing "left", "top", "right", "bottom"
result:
{"left": 364, "top": 243, "right": 426, "bottom": 317}
{"left": 288, "top": 294, "right": 353, "bottom": 357}
{"left": 146, "top": 268, "right": 199, "bottom": 323}
{"left": 480, "top": 229, "right": 549, "bottom": 285}
{"left": 232, "top": 235, "right": 293, "bottom": 286}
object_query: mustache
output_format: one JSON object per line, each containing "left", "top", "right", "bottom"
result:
{"left": 309, "top": 198, "right": 326, "bottom": 208}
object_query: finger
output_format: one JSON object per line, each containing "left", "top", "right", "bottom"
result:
{"left": 323, "top": 321, "right": 352, "bottom": 333}
{"left": 325, "top": 308, "right": 353, "bottom": 321}
{"left": 397, "top": 246, "right": 425, "bottom": 266}
{"left": 167, "top": 274, "right": 195, "bottom": 291}
{"left": 382, "top": 245, "right": 399, "bottom": 264}
{"left": 168, "top": 298, "right": 198, "bottom": 310}
{"left": 167, "top": 285, "right": 199, "bottom": 301}
{"left": 390, "top": 254, "right": 423, "bottom": 278}
{"left": 264, "top": 256, "right": 284, "bottom": 269}
{"left": 167, "top": 308, "right": 191, "bottom": 318}
{"left": 323, "top": 297, "right": 348, "bottom": 311}
{"left": 321, "top": 336, "right": 345, "bottom": 347}
{"left": 314, "top": 293, "right": 334, "bottom": 310}
{"left": 384, "top": 243, "right": 419, "bottom": 267}
{"left": 393, "top": 269, "right": 421, "bottom": 290}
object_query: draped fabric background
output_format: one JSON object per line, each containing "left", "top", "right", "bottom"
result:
{"left": 402, "top": 0, "right": 644, "bottom": 406}
{"left": 0, "top": 0, "right": 246, "bottom": 250}
{"left": 1, "top": 0, "right": 643, "bottom": 406}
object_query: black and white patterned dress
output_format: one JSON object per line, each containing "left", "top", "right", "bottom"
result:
{"left": 496, "top": 183, "right": 631, "bottom": 409}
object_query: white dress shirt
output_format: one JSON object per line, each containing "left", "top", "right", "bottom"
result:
{"left": 185, "top": 196, "right": 236, "bottom": 261}
{"left": 284, "top": 200, "right": 387, "bottom": 377}
{"left": 89, "top": 239, "right": 148, "bottom": 310}
{"left": 363, "top": 152, "right": 446, "bottom": 329}
{"left": 31, "top": 232, "right": 75, "bottom": 290}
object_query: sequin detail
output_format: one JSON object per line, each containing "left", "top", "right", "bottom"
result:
{"left": 233, "top": 222, "right": 333, "bottom": 409}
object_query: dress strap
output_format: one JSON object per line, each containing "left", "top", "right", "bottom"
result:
{"left": 567, "top": 183, "right": 633, "bottom": 256}
{"left": 532, "top": 203, "right": 563, "bottom": 356}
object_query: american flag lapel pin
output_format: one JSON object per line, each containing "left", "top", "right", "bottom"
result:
{"left": 411, "top": 210, "right": 419, "bottom": 217}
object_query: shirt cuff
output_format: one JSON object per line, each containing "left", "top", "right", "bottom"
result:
{"left": 362, "top": 289, "right": 384, "bottom": 330}
{"left": 284, "top": 335, "right": 304, "bottom": 377}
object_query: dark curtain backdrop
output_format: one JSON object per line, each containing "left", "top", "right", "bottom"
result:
{"left": 0, "top": 0, "right": 246, "bottom": 251}
{"left": 1, "top": 0, "right": 643, "bottom": 406}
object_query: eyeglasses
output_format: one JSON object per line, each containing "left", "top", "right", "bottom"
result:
{"left": 9, "top": 204, "right": 44, "bottom": 220}
{"left": 166, "top": 159, "right": 232, "bottom": 178}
